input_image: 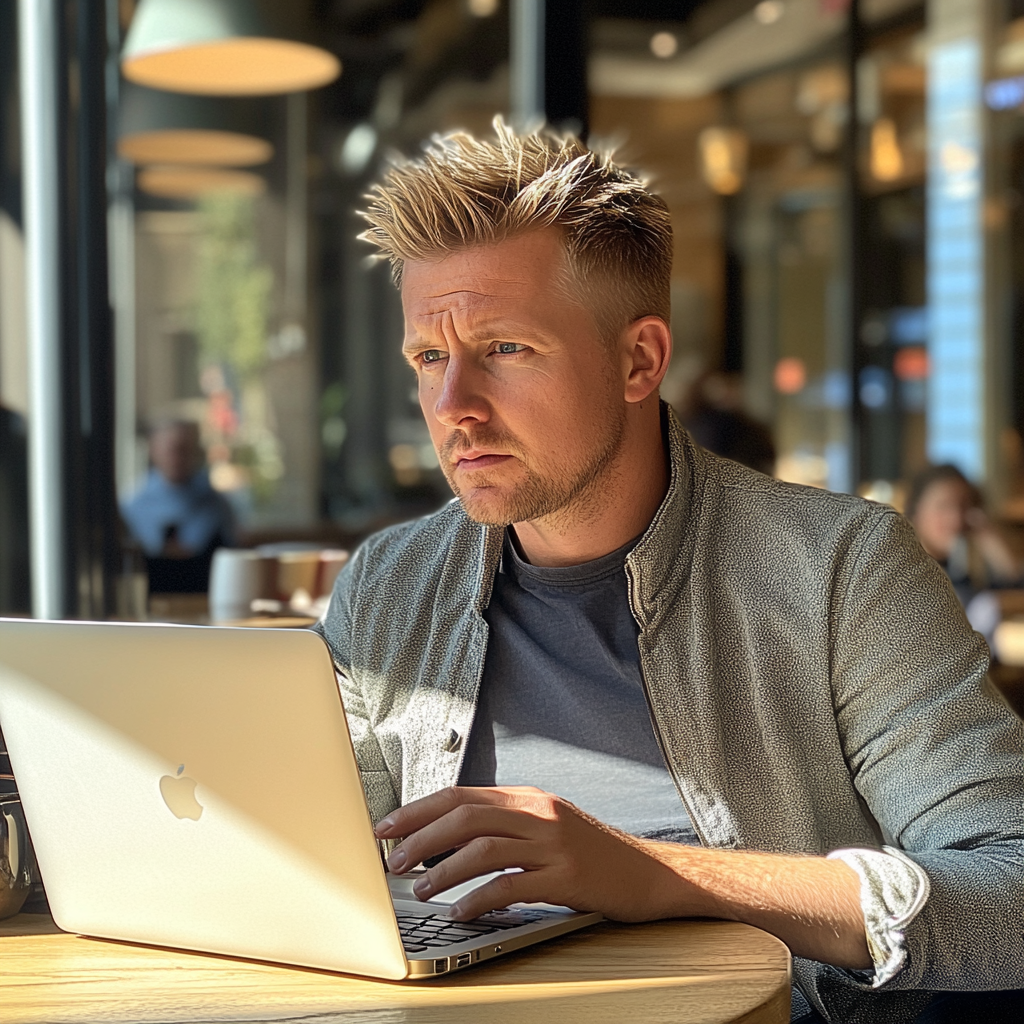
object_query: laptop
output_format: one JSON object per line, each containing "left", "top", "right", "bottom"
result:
{"left": 0, "top": 618, "right": 601, "bottom": 979}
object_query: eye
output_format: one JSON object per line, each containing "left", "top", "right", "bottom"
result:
{"left": 420, "top": 349, "right": 446, "bottom": 364}
{"left": 494, "top": 342, "right": 526, "bottom": 355}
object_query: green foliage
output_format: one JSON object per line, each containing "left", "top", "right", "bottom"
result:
{"left": 320, "top": 381, "right": 347, "bottom": 419}
{"left": 320, "top": 381, "right": 348, "bottom": 457}
{"left": 194, "top": 195, "right": 273, "bottom": 379}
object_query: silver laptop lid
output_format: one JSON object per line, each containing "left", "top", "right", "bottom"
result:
{"left": 0, "top": 619, "right": 409, "bottom": 980}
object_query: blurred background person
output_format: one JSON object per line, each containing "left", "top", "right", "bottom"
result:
{"left": 906, "top": 464, "right": 1023, "bottom": 640}
{"left": 677, "top": 371, "right": 776, "bottom": 477}
{"left": 121, "top": 420, "right": 237, "bottom": 594}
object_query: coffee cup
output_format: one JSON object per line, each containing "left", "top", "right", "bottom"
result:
{"left": 276, "top": 551, "right": 321, "bottom": 606}
{"left": 317, "top": 550, "right": 350, "bottom": 599}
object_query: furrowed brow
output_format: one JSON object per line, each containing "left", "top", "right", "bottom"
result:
{"left": 459, "top": 317, "right": 534, "bottom": 341}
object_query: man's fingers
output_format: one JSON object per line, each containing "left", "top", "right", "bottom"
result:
{"left": 446, "top": 869, "right": 550, "bottom": 922}
{"left": 387, "top": 804, "right": 544, "bottom": 874}
{"left": 410, "top": 836, "right": 539, "bottom": 900}
{"left": 374, "top": 787, "right": 462, "bottom": 839}
{"left": 375, "top": 786, "right": 533, "bottom": 838}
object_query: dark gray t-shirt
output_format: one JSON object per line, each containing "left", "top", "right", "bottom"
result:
{"left": 458, "top": 532, "right": 697, "bottom": 844}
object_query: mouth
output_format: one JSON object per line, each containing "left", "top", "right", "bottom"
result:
{"left": 453, "top": 451, "right": 514, "bottom": 472}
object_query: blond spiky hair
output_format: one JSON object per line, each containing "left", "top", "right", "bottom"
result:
{"left": 357, "top": 117, "right": 672, "bottom": 340}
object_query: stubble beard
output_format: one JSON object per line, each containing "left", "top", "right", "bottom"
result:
{"left": 439, "top": 410, "right": 628, "bottom": 528}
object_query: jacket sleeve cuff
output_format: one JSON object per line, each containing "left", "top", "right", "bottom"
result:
{"left": 827, "top": 846, "right": 931, "bottom": 987}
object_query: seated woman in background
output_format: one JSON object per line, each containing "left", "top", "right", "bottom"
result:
{"left": 906, "top": 464, "right": 1022, "bottom": 621}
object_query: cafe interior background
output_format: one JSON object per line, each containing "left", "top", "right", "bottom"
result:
{"left": 3, "top": 0, "right": 1024, "bottom": 697}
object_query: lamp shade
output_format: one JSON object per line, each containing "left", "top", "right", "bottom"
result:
{"left": 137, "top": 165, "right": 267, "bottom": 198}
{"left": 118, "top": 84, "right": 273, "bottom": 166}
{"left": 122, "top": 0, "right": 341, "bottom": 96}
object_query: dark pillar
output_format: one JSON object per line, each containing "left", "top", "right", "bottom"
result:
{"left": 59, "top": 0, "right": 119, "bottom": 617}
{"left": 544, "top": 0, "right": 589, "bottom": 138}
{"left": 511, "top": 0, "right": 589, "bottom": 138}
{"left": 72, "top": 0, "right": 119, "bottom": 616}
{"left": 722, "top": 194, "right": 744, "bottom": 373}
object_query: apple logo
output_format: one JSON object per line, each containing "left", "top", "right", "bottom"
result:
{"left": 159, "top": 764, "right": 203, "bottom": 821}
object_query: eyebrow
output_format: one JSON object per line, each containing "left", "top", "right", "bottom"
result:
{"left": 402, "top": 317, "right": 537, "bottom": 350}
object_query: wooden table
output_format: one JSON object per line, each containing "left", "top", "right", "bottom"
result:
{"left": 144, "top": 593, "right": 318, "bottom": 629}
{"left": 0, "top": 912, "right": 790, "bottom": 1024}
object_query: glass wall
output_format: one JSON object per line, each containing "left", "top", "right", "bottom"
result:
{"left": 0, "top": 1, "right": 29, "bottom": 615}
{"left": 313, "top": 0, "right": 511, "bottom": 533}
{"left": 10, "top": 0, "right": 1024, "bottom": 616}
{"left": 121, "top": 1, "right": 512, "bottom": 545}
{"left": 589, "top": 0, "right": 1024, "bottom": 513}
{"left": 732, "top": 57, "right": 849, "bottom": 492}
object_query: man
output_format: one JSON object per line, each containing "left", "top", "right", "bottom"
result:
{"left": 122, "top": 420, "right": 236, "bottom": 593}
{"left": 317, "top": 122, "right": 1024, "bottom": 1023}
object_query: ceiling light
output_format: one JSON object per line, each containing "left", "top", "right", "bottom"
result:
{"left": 468, "top": 0, "right": 500, "bottom": 16}
{"left": 120, "top": 129, "right": 271, "bottom": 166}
{"left": 650, "top": 32, "right": 678, "bottom": 60}
{"left": 137, "top": 165, "right": 266, "bottom": 199}
{"left": 753, "top": 1, "right": 784, "bottom": 25}
{"left": 122, "top": 0, "right": 341, "bottom": 96}
{"left": 118, "top": 84, "right": 272, "bottom": 166}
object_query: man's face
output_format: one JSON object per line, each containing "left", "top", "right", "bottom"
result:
{"left": 150, "top": 424, "right": 202, "bottom": 486}
{"left": 402, "top": 229, "right": 626, "bottom": 526}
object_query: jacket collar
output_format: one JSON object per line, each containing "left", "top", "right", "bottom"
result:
{"left": 626, "top": 404, "right": 697, "bottom": 630}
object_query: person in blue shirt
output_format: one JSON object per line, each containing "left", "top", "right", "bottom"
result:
{"left": 121, "top": 420, "right": 236, "bottom": 593}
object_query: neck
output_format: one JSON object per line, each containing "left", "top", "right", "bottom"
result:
{"left": 511, "top": 401, "right": 669, "bottom": 567}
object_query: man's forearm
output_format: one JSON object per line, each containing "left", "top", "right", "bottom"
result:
{"left": 377, "top": 786, "right": 873, "bottom": 971}
{"left": 643, "top": 841, "right": 871, "bottom": 969}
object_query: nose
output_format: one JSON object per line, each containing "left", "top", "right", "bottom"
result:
{"left": 430, "top": 352, "right": 491, "bottom": 430}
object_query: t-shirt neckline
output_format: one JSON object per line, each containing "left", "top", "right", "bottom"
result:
{"left": 502, "top": 529, "right": 642, "bottom": 588}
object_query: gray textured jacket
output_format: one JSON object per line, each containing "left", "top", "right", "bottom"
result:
{"left": 318, "top": 410, "right": 1024, "bottom": 1023}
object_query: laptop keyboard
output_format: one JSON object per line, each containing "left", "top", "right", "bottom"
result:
{"left": 397, "top": 907, "right": 551, "bottom": 953}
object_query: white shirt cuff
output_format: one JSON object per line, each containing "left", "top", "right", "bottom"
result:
{"left": 827, "top": 846, "right": 930, "bottom": 987}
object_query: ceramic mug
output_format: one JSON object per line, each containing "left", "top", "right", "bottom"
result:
{"left": 0, "top": 795, "right": 32, "bottom": 921}
{"left": 208, "top": 549, "right": 274, "bottom": 623}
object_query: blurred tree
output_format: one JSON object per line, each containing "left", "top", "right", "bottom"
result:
{"left": 194, "top": 194, "right": 272, "bottom": 380}
{"left": 194, "top": 194, "right": 281, "bottom": 507}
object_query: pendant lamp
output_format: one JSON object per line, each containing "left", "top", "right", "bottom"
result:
{"left": 122, "top": 0, "right": 341, "bottom": 96}
{"left": 137, "top": 165, "right": 266, "bottom": 199}
{"left": 118, "top": 84, "right": 273, "bottom": 166}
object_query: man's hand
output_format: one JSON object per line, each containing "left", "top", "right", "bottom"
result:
{"left": 375, "top": 785, "right": 873, "bottom": 970}
{"left": 375, "top": 785, "right": 691, "bottom": 923}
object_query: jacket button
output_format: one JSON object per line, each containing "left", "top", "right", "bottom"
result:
{"left": 443, "top": 729, "right": 462, "bottom": 753}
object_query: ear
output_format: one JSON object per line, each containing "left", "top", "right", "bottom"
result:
{"left": 622, "top": 316, "right": 672, "bottom": 404}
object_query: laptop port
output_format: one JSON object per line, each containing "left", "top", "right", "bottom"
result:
{"left": 456, "top": 953, "right": 472, "bottom": 969}
{"left": 433, "top": 958, "right": 449, "bottom": 974}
